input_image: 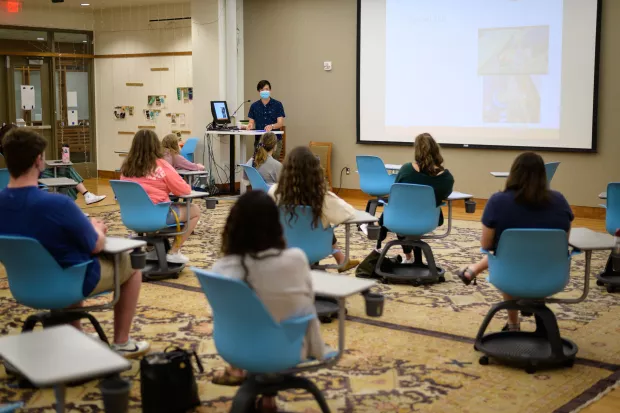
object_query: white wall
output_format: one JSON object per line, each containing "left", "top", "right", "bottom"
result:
{"left": 94, "top": 3, "right": 193, "bottom": 172}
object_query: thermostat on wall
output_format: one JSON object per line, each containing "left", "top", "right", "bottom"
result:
{"left": 324, "top": 61, "right": 332, "bottom": 71}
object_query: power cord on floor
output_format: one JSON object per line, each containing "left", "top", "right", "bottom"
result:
{"left": 335, "top": 167, "right": 347, "bottom": 195}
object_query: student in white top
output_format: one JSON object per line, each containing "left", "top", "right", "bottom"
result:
{"left": 211, "top": 191, "right": 329, "bottom": 411}
{"left": 245, "top": 132, "right": 282, "bottom": 185}
{"left": 268, "top": 146, "right": 360, "bottom": 272}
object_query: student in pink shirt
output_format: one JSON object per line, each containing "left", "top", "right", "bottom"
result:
{"left": 161, "top": 134, "right": 205, "bottom": 171}
{"left": 120, "top": 130, "right": 201, "bottom": 264}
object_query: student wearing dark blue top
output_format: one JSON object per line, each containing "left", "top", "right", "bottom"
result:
{"left": 457, "top": 152, "right": 574, "bottom": 332}
{"left": 0, "top": 128, "right": 149, "bottom": 357}
{"left": 247, "top": 80, "right": 286, "bottom": 159}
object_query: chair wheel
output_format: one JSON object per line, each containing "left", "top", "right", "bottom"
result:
{"left": 319, "top": 316, "right": 333, "bottom": 324}
{"left": 479, "top": 356, "right": 489, "bottom": 365}
{"left": 596, "top": 280, "right": 605, "bottom": 286}
{"left": 525, "top": 365, "right": 537, "bottom": 374}
{"left": 473, "top": 344, "right": 479, "bottom": 351}
{"left": 438, "top": 276, "right": 446, "bottom": 283}
{"left": 173, "top": 274, "right": 179, "bottom": 279}
{"left": 381, "top": 278, "right": 389, "bottom": 284}
{"left": 606, "top": 285, "right": 616, "bottom": 293}
{"left": 564, "top": 359, "right": 575, "bottom": 368}
{"left": 412, "top": 280, "right": 421, "bottom": 287}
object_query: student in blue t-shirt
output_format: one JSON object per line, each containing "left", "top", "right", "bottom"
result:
{"left": 457, "top": 152, "right": 574, "bottom": 332}
{"left": 0, "top": 128, "right": 149, "bottom": 357}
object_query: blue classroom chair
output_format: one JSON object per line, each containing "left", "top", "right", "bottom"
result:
{"left": 595, "top": 183, "right": 620, "bottom": 292}
{"left": 194, "top": 269, "right": 332, "bottom": 413}
{"left": 240, "top": 164, "right": 270, "bottom": 192}
{"left": 374, "top": 184, "right": 451, "bottom": 285}
{"left": 0, "top": 168, "right": 8, "bottom": 191}
{"left": 474, "top": 229, "right": 581, "bottom": 373}
{"left": 0, "top": 236, "right": 134, "bottom": 344}
{"left": 356, "top": 155, "right": 395, "bottom": 216}
{"left": 111, "top": 180, "right": 189, "bottom": 281}
{"left": 180, "top": 137, "right": 199, "bottom": 162}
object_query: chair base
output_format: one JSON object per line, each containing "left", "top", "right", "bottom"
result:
{"left": 365, "top": 198, "right": 387, "bottom": 217}
{"left": 595, "top": 252, "right": 620, "bottom": 293}
{"left": 230, "top": 374, "right": 330, "bottom": 413}
{"left": 136, "top": 236, "right": 184, "bottom": 282}
{"left": 375, "top": 239, "right": 445, "bottom": 286}
{"left": 315, "top": 296, "right": 343, "bottom": 324}
{"left": 474, "top": 300, "right": 577, "bottom": 374}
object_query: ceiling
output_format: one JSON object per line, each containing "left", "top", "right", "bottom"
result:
{"left": 22, "top": 0, "right": 185, "bottom": 9}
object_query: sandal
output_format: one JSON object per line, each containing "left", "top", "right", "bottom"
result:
{"left": 211, "top": 367, "right": 246, "bottom": 386}
{"left": 457, "top": 267, "right": 477, "bottom": 286}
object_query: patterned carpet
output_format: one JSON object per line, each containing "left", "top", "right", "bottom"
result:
{"left": 1, "top": 201, "right": 620, "bottom": 412}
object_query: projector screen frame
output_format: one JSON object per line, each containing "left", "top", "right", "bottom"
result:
{"left": 355, "top": 0, "right": 603, "bottom": 153}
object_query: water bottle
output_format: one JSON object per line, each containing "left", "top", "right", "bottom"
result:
{"left": 613, "top": 229, "right": 620, "bottom": 272}
{"left": 61, "top": 144, "right": 70, "bottom": 164}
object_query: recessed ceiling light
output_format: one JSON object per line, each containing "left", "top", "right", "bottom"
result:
{"left": 80, "top": 3, "right": 90, "bottom": 6}
{"left": 82, "top": 40, "right": 88, "bottom": 43}
{"left": 37, "top": 37, "right": 45, "bottom": 41}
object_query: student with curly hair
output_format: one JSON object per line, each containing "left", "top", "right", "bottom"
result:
{"left": 269, "top": 146, "right": 360, "bottom": 272}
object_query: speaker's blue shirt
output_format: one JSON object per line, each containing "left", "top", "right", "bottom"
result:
{"left": 482, "top": 190, "right": 574, "bottom": 249}
{"left": 0, "top": 186, "right": 100, "bottom": 296}
{"left": 248, "top": 98, "right": 286, "bottom": 133}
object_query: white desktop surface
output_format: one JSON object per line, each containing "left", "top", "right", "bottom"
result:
{"left": 447, "top": 191, "right": 473, "bottom": 201}
{"left": 38, "top": 178, "right": 77, "bottom": 187}
{"left": 46, "top": 160, "right": 73, "bottom": 167}
{"left": 599, "top": 192, "right": 607, "bottom": 200}
{"left": 0, "top": 326, "right": 130, "bottom": 387}
{"left": 384, "top": 163, "right": 402, "bottom": 171}
{"left": 177, "top": 170, "right": 209, "bottom": 176}
{"left": 490, "top": 172, "right": 509, "bottom": 178}
{"left": 103, "top": 237, "right": 146, "bottom": 255}
{"left": 208, "top": 130, "right": 283, "bottom": 136}
{"left": 345, "top": 210, "right": 380, "bottom": 225}
{"left": 311, "top": 271, "right": 376, "bottom": 298}
{"left": 569, "top": 228, "right": 614, "bottom": 251}
{"left": 173, "top": 190, "right": 211, "bottom": 199}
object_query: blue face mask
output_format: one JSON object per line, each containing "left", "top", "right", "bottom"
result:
{"left": 260, "top": 90, "right": 270, "bottom": 99}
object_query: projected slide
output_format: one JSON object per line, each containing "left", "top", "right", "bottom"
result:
{"left": 359, "top": 0, "right": 600, "bottom": 150}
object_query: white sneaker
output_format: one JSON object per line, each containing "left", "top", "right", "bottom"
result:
{"left": 84, "top": 192, "right": 107, "bottom": 205}
{"left": 166, "top": 252, "right": 190, "bottom": 264}
{"left": 111, "top": 339, "right": 150, "bottom": 358}
{"left": 403, "top": 257, "right": 415, "bottom": 264}
{"left": 360, "top": 223, "right": 369, "bottom": 236}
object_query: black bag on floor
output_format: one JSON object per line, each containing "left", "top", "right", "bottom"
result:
{"left": 140, "top": 347, "right": 204, "bottom": 413}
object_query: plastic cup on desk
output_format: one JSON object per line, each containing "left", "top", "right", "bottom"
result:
{"left": 100, "top": 376, "right": 131, "bottom": 413}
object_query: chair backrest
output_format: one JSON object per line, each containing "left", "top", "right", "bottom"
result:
{"left": 0, "top": 236, "right": 89, "bottom": 309}
{"left": 356, "top": 156, "right": 395, "bottom": 197}
{"left": 194, "top": 269, "right": 309, "bottom": 373}
{"left": 309, "top": 141, "right": 332, "bottom": 189}
{"left": 488, "top": 229, "right": 571, "bottom": 298}
{"left": 180, "top": 137, "right": 199, "bottom": 162}
{"left": 545, "top": 162, "right": 560, "bottom": 184}
{"left": 606, "top": 182, "right": 620, "bottom": 235}
{"left": 383, "top": 184, "right": 440, "bottom": 236}
{"left": 280, "top": 206, "right": 334, "bottom": 263}
{"left": 0, "top": 168, "right": 8, "bottom": 191}
{"left": 240, "top": 164, "right": 270, "bottom": 192}
{"left": 110, "top": 180, "right": 171, "bottom": 233}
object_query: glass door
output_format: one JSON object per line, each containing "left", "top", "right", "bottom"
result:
{"left": 8, "top": 56, "right": 54, "bottom": 161}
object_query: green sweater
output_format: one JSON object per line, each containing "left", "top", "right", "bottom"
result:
{"left": 394, "top": 162, "right": 455, "bottom": 226}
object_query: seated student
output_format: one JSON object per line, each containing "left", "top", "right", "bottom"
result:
{"left": 458, "top": 152, "right": 574, "bottom": 332}
{"left": 0, "top": 128, "right": 148, "bottom": 357}
{"left": 0, "top": 124, "right": 107, "bottom": 205}
{"left": 358, "top": 133, "right": 454, "bottom": 273}
{"left": 212, "top": 191, "right": 330, "bottom": 410}
{"left": 269, "top": 146, "right": 360, "bottom": 272}
{"left": 120, "top": 130, "right": 200, "bottom": 264}
{"left": 161, "top": 134, "right": 205, "bottom": 171}
{"left": 245, "top": 132, "right": 282, "bottom": 185}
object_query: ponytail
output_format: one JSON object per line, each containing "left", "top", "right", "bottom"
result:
{"left": 253, "top": 132, "right": 277, "bottom": 169}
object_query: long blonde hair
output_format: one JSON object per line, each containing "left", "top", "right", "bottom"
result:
{"left": 162, "top": 134, "right": 181, "bottom": 155}
{"left": 414, "top": 133, "right": 444, "bottom": 176}
{"left": 253, "top": 132, "right": 277, "bottom": 169}
{"left": 120, "top": 130, "right": 163, "bottom": 178}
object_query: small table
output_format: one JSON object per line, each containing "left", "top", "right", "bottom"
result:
{"left": 177, "top": 169, "right": 209, "bottom": 185}
{"left": 310, "top": 271, "right": 376, "bottom": 366}
{"left": 38, "top": 178, "right": 78, "bottom": 193}
{"left": 0, "top": 325, "right": 131, "bottom": 413}
{"left": 563, "top": 228, "right": 615, "bottom": 303}
{"left": 45, "top": 160, "right": 73, "bottom": 178}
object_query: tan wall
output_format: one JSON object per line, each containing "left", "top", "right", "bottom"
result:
{"left": 244, "top": 0, "right": 620, "bottom": 207}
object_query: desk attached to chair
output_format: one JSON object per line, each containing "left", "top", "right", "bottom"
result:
{"left": 38, "top": 178, "right": 78, "bottom": 193}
